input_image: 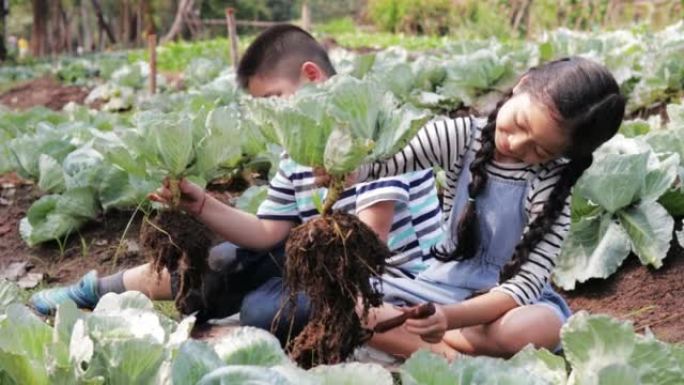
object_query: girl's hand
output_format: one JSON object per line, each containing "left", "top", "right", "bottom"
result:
{"left": 403, "top": 304, "right": 448, "bottom": 344}
{"left": 148, "top": 178, "right": 207, "bottom": 215}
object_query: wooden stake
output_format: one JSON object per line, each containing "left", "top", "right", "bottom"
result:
{"left": 225, "top": 8, "right": 239, "bottom": 68}
{"left": 148, "top": 33, "right": 157, "bottom": 94}
{"left": 301, "top": 1, "right": 311, "bottom": 32}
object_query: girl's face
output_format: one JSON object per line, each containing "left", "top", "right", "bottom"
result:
{"left": 494, "top": 92, "right": 568, "bottom": 164}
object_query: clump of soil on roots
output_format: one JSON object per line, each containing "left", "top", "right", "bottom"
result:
{"left": 140, "top": 210, "right": 212, "bottom": 315}
{"left": 282, "top": 211, "right": 390, "bottom": 368}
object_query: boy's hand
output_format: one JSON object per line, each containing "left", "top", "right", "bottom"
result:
{"left": 148, "top": 178, "right": 207, "bottom": 215}
{"left": 403, "top": 304, "right": 448, "bottom": 343}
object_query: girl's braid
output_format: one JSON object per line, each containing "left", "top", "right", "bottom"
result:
{"left": 435, "top": 91, "right": 512, "bottom": 262}
{"left": 499, "top": 155, "right": 592, "bottom": 282}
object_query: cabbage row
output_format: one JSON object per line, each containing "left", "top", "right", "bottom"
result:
{"left": 0, "top": 280, "right": 681, "bottom": 384}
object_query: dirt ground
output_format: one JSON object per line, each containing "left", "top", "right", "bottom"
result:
{"left": 0, "top": 174, "right": 240, "bottom": 288}
{"left": 0, "top": 76, "right": 91, "bottom": 110}
{"left": 0, "top": 174, "right": 146, "bottom": 287}
{"left": 562, "top": 242, "right": 684, "bottom": 343}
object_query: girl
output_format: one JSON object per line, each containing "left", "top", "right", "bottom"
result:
{"left": 354, "top": 57, "right": 626, "bottom": 359}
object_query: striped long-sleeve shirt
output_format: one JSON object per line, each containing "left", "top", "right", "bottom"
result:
{"left": 357, "top": 117, "right": 571, "bottom": 305}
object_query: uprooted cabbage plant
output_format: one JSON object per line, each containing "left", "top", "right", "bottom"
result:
{"left": 245, "top": 74, "right": 430, "bottom": 367}
{"left": 100, "top": 105, "right": 247, "bottom": 317}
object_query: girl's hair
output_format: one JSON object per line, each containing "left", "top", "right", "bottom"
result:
{"left": 436, "top": 57, "right": 626, "bottom": 282}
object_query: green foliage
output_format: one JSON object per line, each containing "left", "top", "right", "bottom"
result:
{"left": 562, "top": 312, "right": 684, "bottom": 384}
{"left": 128, "top": 38, "right": 239, "bottom": 72}
{"left": 0, "top": 286, "right": 682, "bottom": 384}
{"left": 401, "top": 346, "right": 566, "bottom": 385}
{"left": 213, "top": 327, "right": 288, "bottom": 367}
{"left": 366, "top": 0, "right": 456, "bottom": 36}
{"left": 247, "top": 75, "right": 429, "bottom": 178}
{"left": 314, "top": 17, "right": 357, "bottom": 35}
{"left": 400, "top": 313, "right": 683, "bottom": 385}
{"left": 365, "top": 0, "right": 684, "bottom": 39}
{"left": 235, "top": 185, "right": 269, "bottom": 214}
{"left": 557, "top": 102, "right": 684, "bottom": 289}
{"left": 201, "top": 0, "right": 294, "bottom": 22}
{"left": 555, "top": 135, "right": 679, "bottom": 289}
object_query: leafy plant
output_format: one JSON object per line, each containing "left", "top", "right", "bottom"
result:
{"left": 399, "top": 312, "right": 684, "bottom": 385}
{"left": 250, "top": 74, "right": 429, "bottom": 212}
{"left": 555, "top": 134, "right": 678, "bottom": 289}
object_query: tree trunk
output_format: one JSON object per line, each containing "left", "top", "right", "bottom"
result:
{"left": 49, "top": 0, "right": 62, "bottom": 55}
{"left": 82, "top": 0, "right": 93, "bottom": 52}
{"left": 511, "top": 0, "right": 532, "bottom": 37}
{"left": 141, "top": 0, "right": 156, "bottom": 36}
{"left": 31, "top": 0, "right": 49, "bottom": 57}
{"left": 185, "top": 4, "right": 202, "bottom": 38}
{"left": 0, "top": 0, "right": 8, "bottom": 61}
{"left": 162, "top": 0, "right": 194, "bottom": 43}
{"left": 121, "top": 0, "right": 129, "bottom": 46}
{"left": 59, "top": 1, "right": 71, "bottom": 54}
{"left": 136, "top": 0, "right": 143, "bottom": 43}
{"left": 90, "top": 0, "right": 116, "bottom": 44}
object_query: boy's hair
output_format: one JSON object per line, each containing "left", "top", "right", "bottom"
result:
{"left": 237, "top": 24, "right": 336, "bottom": 89}
{"left": 436, "top": 57, "right": 626, "bottom": 282}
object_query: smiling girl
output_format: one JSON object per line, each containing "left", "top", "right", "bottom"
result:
{"left": 355, "top": 56, "right": 626, "bottom": 359}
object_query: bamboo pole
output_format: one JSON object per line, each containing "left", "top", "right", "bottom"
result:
{"left": 148, "top": 33, "right": 157, "bottom": 94}
{"left": 225, "top": 8, "right": 239, "bottom": 68}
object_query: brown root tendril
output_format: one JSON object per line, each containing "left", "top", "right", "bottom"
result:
{"left": 281, "top": 211, "right": 389, "bottom": 368}
{"left": 140, "top": 210, "right": 212, "bottom": 315}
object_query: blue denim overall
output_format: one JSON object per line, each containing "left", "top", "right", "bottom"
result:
{"left": 379, "top": 129, "right": 571, "bottom": 325}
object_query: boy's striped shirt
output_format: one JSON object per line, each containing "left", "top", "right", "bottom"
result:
{"left": 257, "top": 155, "right": 444, "bottom": 276}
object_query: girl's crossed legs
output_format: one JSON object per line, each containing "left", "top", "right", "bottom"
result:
{"left": 364, "top": 302, "right": 563, "bottom": 359}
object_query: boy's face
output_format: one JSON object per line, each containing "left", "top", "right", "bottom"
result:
{"left": 247, "top": 61, "right": 328, "bottom": 98}
{"left": 248, "top": 75, "right": 301, "bottom": 98}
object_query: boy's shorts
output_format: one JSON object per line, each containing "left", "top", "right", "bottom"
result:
{"left": 169, "top": 242, "right": 285, "bottom": 322}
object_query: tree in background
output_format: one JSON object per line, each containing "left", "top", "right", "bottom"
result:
{"left": 365, "top": 0, "right": 684, "bottom": 38}
{"left": 9, "top": 0, "right": 683, "bottom": 58}
{"left": 30, "top": 0, "right": 47, "bottom": 56}
{"left": 200, "top": 0, "right": 293, "bottom": 22}
{"left": 0, "top": 0, "right": 8, "bottom": 60}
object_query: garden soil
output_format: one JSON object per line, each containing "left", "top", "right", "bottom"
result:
{"left": 0, "top": 174, "right": 236, "bottom": 289}
{"left": 0, "top": 76, "right": 91, "bottom": 110}
{"left": 562, "top": 241, "right": 684, "bottom": 343}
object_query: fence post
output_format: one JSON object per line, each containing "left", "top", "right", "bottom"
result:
{"left": 148, "top": 33, "right": 157, "bottom": 94}
{"left": 301, "top": 1, "right": 311, "bottom": 31}
{"left": 225, "top": 8, "right": 239, "bottom": 68}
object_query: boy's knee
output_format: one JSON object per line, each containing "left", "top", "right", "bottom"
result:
{"left": 207, "top": 242, "right": 240, "bottom": 272}
{"left": 240, "top": 291, "right": 280, "bottom": 330}
{"left": 240, "top": 278, "right": 312, "bottom": 347}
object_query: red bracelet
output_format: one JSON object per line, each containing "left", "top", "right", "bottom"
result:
{"left": 197, "top": 192, "right": 208, "bottom": 216}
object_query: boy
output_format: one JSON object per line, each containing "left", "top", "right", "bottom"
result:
{"left": 31, "top": 25, "right": 443, "bottom": 343}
